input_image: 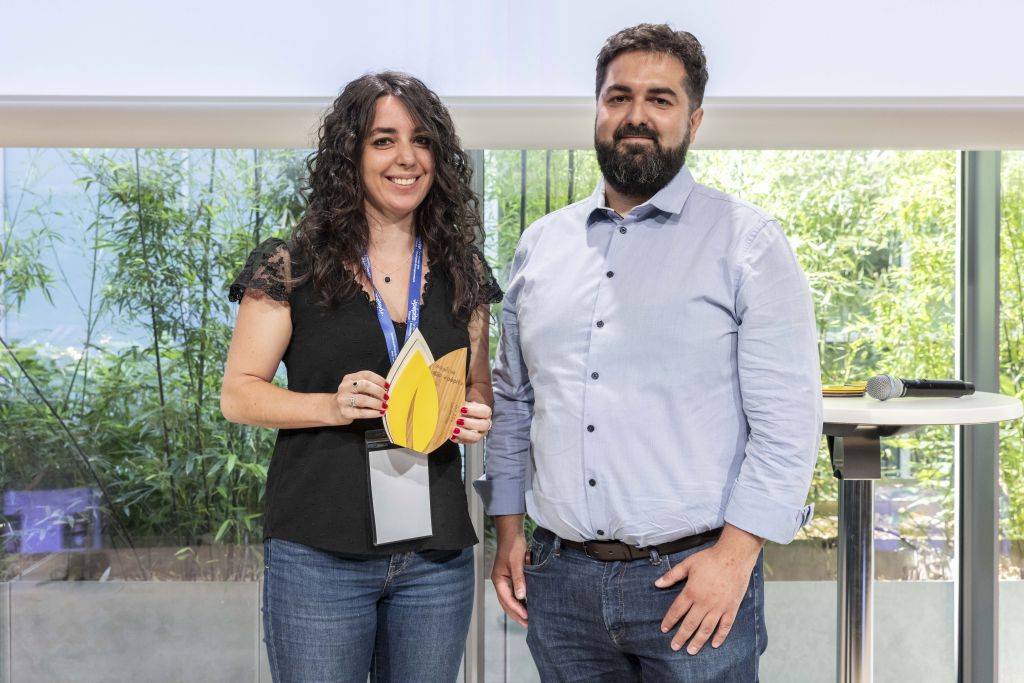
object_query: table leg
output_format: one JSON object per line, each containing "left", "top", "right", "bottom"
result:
{"left": 828, "top": 431, "right": 882, "bottom": 683}
{"left": 838, "top": 478, "right": 874, "bottom": 683}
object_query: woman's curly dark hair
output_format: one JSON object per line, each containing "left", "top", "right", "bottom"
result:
{"left": 292, "top": 71, "right": 485, "bottom": 318}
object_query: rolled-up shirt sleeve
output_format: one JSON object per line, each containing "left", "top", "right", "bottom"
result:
{"left": 724, "top": 220, "right": 823, "bottom": 544}
{"left": 473, "top": 245, "right": 534, "bottom": 516}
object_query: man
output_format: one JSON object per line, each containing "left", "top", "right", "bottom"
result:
{"left": 474, "top": 23, "right": 822, "bottom": 682}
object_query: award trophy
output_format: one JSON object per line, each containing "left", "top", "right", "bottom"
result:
{"left": 382, "top": 328, "right": 467, "bottom": 454}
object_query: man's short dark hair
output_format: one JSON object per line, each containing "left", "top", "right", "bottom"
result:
{"left": 595, "top": 23, "right": 709, "bottom": 111}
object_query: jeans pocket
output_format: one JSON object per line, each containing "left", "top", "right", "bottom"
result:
{"left": 524, "top": 534, "right": 557, "bottom": 573}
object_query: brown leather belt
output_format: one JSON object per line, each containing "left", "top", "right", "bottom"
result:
{"left": 549, "top": 527, "right": 723, "bottom": 562}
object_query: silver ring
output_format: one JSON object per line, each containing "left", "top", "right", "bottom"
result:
{"left": 349, "top": 394, "right": 357, "bottom": 408}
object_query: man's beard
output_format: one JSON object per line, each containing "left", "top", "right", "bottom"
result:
{"left": 594, "top": 123, "right": 689, "bottom": 199}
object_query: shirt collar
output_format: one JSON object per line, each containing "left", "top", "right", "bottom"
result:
{"left": 586, "top": 165, "right": 696, "bottom": 227}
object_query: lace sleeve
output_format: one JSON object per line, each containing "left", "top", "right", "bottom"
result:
{"left": 228, "top": 238, "right": 294, "bottom": 303}
{"left": 471, "top": 247, "right": 504, "bottom": 306}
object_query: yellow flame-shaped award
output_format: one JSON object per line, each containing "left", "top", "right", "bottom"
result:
{"left": 383, "top": 329, "right": 467, "bottom": 454}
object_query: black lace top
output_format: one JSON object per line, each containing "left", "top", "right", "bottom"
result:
{"left": 229, "top": 238, "right": 502, "bottom": 555}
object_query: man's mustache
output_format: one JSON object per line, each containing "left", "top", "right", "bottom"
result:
{"left": 614, "top": 125, "right": 658, "bottom": 143}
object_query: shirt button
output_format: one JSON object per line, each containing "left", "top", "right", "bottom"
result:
{"left": 619, "top": 226, "right": 627, "bottom": 234}
{"left": 588, "top": 478, "right": 596, "bottom": 487}
{"left": 596, "top": 320, "right": 604, "bottom": 328}
{"left": 606, "top": 271, "right": 614, "bottom": 278}
{"left": 587, "top": 425, "right": 595, "bottom": 433}
{"left": 596, "top": 530, "right": 605, "bottom": 536}
{"left": 591, "top": 372, "right": 599, "bottom": 380}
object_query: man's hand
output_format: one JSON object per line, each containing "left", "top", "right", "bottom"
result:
{"left": 654, "top": 524, "right": 764, "bottom": 654}
{"left": 491, "top": 514, "right": 530, "bottom": 628}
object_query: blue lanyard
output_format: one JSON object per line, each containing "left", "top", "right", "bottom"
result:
{"left": 360, "top": 237, "right": 424, "bottom": 364}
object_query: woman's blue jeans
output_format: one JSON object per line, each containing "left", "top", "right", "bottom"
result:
{"left": 262, "top": 538, "right": 474, "bottom": 683}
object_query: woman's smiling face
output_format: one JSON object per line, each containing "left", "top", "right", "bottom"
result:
{"left": 360, "top": 95, "right": 435, "bottom": 225}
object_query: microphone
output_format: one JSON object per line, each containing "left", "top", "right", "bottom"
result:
{"left": 866, "top": 375, "right": 975, "bottom": 401}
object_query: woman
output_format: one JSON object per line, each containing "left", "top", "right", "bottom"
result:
{"left": 221, "top": 72, "right": 502, "bottom": 683}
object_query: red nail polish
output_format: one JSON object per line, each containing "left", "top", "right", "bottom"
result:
{"left": 384, "top": 382, "right": 390, "bottom": 389}
{"left": 379, "top": 410, "right": 386, "bottom": 415}
{"left": 381, "top": 403, "right": 388, "bottom": 409}
{"left": 460, "top": 407, "right": 468, "bottom": 414}
{"left": 451, "top": 436, "right": 457, "bottom": 441}
{"left": 457, "top": 418, "right": 465, "bottom": 426}
{"left": 383, "top": 393, "right": 390, "bottom": 400}
{"left": 453, "top": 427, "right": 461, "bottom": 435}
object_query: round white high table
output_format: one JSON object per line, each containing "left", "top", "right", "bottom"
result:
{"left": 823, "top": 392, "right": 1022, "bottom": 683}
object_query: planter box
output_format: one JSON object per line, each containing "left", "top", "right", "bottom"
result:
{"left": 0, "top": 581, "right": 269, "bottom": 683}
{"left": 2, "top": 578, "right": 1023, "bottom": 682}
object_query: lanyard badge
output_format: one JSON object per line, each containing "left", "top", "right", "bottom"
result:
{"left": 361, "top": 237, "right": 433, "bottom": 545}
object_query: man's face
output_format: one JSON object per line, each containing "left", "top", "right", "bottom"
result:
{"left": 594, "top": 51, "right": 704, "bottom": 199}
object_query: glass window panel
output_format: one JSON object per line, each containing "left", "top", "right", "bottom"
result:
{"left": 999, "top": 149, "right": 1024, "bottom": 679}
{"left": 1, "top": 148, "right": 308, "bottom": 582}
{"left": 480, "top": 150, "right": 957, "bottom": 681}
{"left": 0, "top": 146, "right": 964, "bottom": 680}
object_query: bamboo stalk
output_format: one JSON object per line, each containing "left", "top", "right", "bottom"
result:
{"left": 133, "top": 149, "right": 180, "bottom": 534}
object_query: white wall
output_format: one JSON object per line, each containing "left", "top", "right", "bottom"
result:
{"left": 4, "top": 0, "right": 1023, "bottom": 98}
{"left": 3, "top": 1, "right": 1023, "bottom": 148}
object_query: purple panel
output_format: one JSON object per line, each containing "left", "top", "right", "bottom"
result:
{"left": 2, "top": 487, "right": 103, "bottom": 553}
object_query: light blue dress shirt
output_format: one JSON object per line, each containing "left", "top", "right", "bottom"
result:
{"left": 474, "top": 166, "right": 823, "bottom": 546}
